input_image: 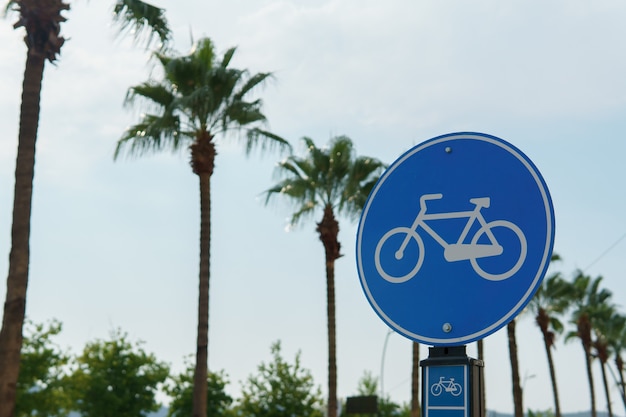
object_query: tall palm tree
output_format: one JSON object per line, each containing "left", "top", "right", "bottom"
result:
{"left": 0, "top": 2, "right": 169, "bottom": 416}
{"left": 264, "top": 136, "right": 385, "bottom": 417}
{"left": 115, "top": 37, "right": 289, "bottom": 417}
{"left": 0, "top": 3, "right": 69, "bottom": 414}
{"left": 526, "top": 258, "right": 572, "bottom": 417}
{"left": 565, "top": 271, "right": 613, "bottom": 417}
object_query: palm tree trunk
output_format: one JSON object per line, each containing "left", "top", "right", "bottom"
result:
{"left": 541, "top": 329, "right": 561, "bottom": 417}
{"left": 582, "top": 339, "right": 597, "bottom": 417}
{"left": 477, "top": 339, "right": 486, "bottom": 417}
{"left": 600, "top": 361, "right": 613, "bottom": 417}
{"left": 325, "top": 257, "right": 337, "bottom": 417}
{"left": 411, "top": 342, "right": 420, "bottom": 417}
{"left": 317, "top": 205, "right": 341, "bottom": 417}
{"left": 507, "top": 320, "right": 523, "bottom": 417}
{"left": 577, "top": 313, "right": 597, "bottom": 417}
{"left": 0, "top": 48, "right": 46, "bottom": 417}
{"left": 192, "top": 171, "right": 211, "bottom": 417}
{"left": 615, "top": 357, "right": 626, "bottom": 412}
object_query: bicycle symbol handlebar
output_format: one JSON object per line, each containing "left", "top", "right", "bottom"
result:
{"left": 374, "top": 193, "right": 527, "bottom": 283}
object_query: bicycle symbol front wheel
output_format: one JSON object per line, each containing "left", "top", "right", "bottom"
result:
{"left": 470, "top": 220, "right": 527, "bottom": 281}
{"left": 375, "top": 227, "right": 425, "bottom": 283}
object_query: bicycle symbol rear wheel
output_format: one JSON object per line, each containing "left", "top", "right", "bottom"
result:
{"left": 375, "top": 227, "right": 425, "bottom": 283}
{"left": 430, "top": 383, "right": 443, "bottom": 396}
{"left": 469, "top": 220, "right": 527, "bottom": 281}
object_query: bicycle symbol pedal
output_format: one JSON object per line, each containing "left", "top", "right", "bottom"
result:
{"left": 374, "top": 193, "right": 527, "bottom": 283}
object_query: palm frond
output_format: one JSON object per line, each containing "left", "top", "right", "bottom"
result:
{"left": 274, "top": 159, "right": 306, "bottom": 180}
{"left": 245, "top": 128, "right": 291, "bottom": 155}
{"left": 340, "top": 154, "right": 385, "bottom": 216}
{"left": 550, "top": 317, "right": 564, "bottom": 334}
{"left": 264, "top": 174, "right": 318, "bottom": 227}
{"left": 114, "top": 113, "right": 184, "bottom": 159}
{"left": 289, "top": 156, "right": 317, "bottom": 185}
{"left": 192, "top": 38, "right": 216, "bottom": 66}
{"left": 125, "top": 82, "right": 174, "bottom": 108}
{"left": 112, "top": 0, "right": 171, "bottom": 50}
{"left": 4, "top": 1, "right": 16, "bottom": 16}
{"left": 162, "top": 56, "right": 204, "bottom": 95}
{"left": 212, "top": 68, "right": 244, "bottom": 114}
{"left": 223, "top": 99, "right": 266, "bottom": 131}
{"left": 265, "top": 178, "right": 311, "bottom": 201}
{"left": 234, "top": 72, "right": 272, "bottom": 100}
{"left": 220, "top": 46, "right": 237, "bottom": 68}
{"left": 289, "top": 201, "right": 318, "bottom": 226}
{"left": 291, "top": 139, "right": 330, "bottom": 204}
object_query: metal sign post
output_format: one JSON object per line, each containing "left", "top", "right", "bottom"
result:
{"left": 355, "top": 132, "right": 555, "bottom": 417}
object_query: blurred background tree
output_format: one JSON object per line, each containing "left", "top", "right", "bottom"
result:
{"left": 236, "top": 341, "right": 323, "bottom": 417}
{"left": 68, "top": 329, "right": 169, "bottom": 417}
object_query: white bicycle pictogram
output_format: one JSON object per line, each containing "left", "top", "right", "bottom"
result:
{"left": 374, "top": 193, "right": 527, "bottom": 283}
{"left": 430, "top": 377, "right": 462, "bottom": 397}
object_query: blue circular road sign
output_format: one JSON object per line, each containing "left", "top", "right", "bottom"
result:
{"left": 356, "top": 132, "right": 555, "bottom": 346}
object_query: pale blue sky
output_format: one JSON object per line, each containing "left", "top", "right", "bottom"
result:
{"left": 2, "top": 0, "right": 626, "bottom": 414}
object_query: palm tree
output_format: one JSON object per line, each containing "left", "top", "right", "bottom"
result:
{"left": 115, "top": 37, "right": 289, "bottom": 417}
{"left": 565, "top": 271, "right": 613, "bottom": 417}
{"left": 0, "top": 2, "right": 169, "bottom": 416}
{"left": 0, "top": 5, "right": 69, "bottom": 416}
{"left": 264, "top": 136, "right": 385, "bottom": 417}
{"left": 526, "top": 257, "right": 572, "bottom": 417}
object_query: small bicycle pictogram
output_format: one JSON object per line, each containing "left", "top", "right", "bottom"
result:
{"left": 430, "top": 376, "right": 462, "bottom": 397}
{"left": 375, "top": 193, "right": 527, "bottom": 283}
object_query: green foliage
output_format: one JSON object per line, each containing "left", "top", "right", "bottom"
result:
{"left": 355, "top": 371, "right": 378, "bottom": 396}
{"left": 396, "top": 403, "right": 412, "bottom": 417}
{"left": 164, "top": 357, "right": 233, "bottom": 417}
{"left": 340, "top": 371, "right": 403, "bottom": 417}
{"left": 15, "top": 319, "right": 72, "bottom": 417}
{"left": 68, "top": 329, "right": 169, "bottom": 417}
{"left": 236, "top": 341, "right": 324, "bottom": 417}
{"left": 527, "top": 408, "right": 555, "bottom": 417}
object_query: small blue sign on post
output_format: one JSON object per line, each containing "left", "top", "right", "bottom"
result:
{"left": 356, "top": 132, "right": 555, "bottom": 346}
{"left": 425, "top": 364, "right": 467, "bottom": 417}
{"left": 420, "top": 346, "right": 483, "bottom": 417}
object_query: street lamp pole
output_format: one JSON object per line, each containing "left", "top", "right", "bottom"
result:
{"left": 380, "top": 329, "right": 394, "bottom": 399}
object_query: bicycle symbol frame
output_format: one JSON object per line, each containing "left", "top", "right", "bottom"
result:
{"left": 430, "top": 376, "right": 462, "bottom": 397}
{"left": 375, "top": 193, "right": 527, "bottom": 283}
